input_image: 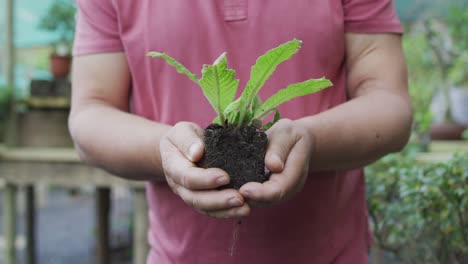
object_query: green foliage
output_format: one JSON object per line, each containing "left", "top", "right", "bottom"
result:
{"left": 448, "top": 4, "right": 468, "bottom": 51}
{"left": 253, "top": 78, "right": 332, "bottom": 121}
{"left": 403, "top": 34, "right": 437, "bottom": 135}
{"left": 39, "top": 0, "right": 76, "bottom": 48}
{"left": 447, "top": 4, "right": 468, "bottom": 88}
{"left": 148, "top": 39, "right": 332, "bottom": 129}
{"left": 262, "top": 110, "right": 281, "bottom": 131}
{"left": 366, "top": 150, "right": 468, "bottom": 263}
{"left": 448, "top": 52, "right": 468, "bottom": 87}
{"left": 403, "top": 34, "right": 440, "bottom": 85}
{"left": 236, "top": 39, "right": 302, "bottom": 125}
{"left": 147, "top": 52, "right": 200, "bottom": 83}
{"left": 199, "top": 53, "right": 240, "bottom": 124}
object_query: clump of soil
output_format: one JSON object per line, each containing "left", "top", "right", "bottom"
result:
{"left": 201, "top": 124, "right": 268, "bottom": 189}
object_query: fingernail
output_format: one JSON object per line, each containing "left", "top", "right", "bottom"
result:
{"left": 189, "top": 143, "right": 200, "bottom": 161}
{"left": 228, "top": 198, "right": 242, "bottom": 207}
{"left": 216, "top": 176, "right": 229, "bottom": 185}
{"left": 241, "top": 190, "right": 251, "bottom": 197}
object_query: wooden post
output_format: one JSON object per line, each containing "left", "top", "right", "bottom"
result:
{"left": 96, "top": 187, "right": 111, "bottom": 264}
{"left": 133, "top": 188, "right": 149, "bottom": 264}
{"left": 3, "top": 184, "right": 17, "bottom": 264}
{"left": 5, "top": 0, "right": 17, "bottom": 147}
{"left": 5, "top": 0, "right": 14, "bottom": 87}
{"left": 25, "top": 185, "right": 36, "bottom": 264}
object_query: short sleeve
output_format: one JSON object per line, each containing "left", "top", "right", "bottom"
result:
{"left": 343, "top": 0, "right": 403, "bottom": 33}
{"left": 73, "top": 0, "right": 124, "bottom": 56}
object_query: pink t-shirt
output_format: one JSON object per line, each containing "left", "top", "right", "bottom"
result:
{"left": 74, "top": 1, "right": 402, "bottom": 263}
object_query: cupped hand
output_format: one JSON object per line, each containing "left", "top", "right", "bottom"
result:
{"left": 239, "top": 119, "right": 312, "bottom": 207}
{"left": 160, "top": 122, "right": 250, "bottom": 218}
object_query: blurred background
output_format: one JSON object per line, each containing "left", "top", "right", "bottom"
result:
{"left": 0, "top": 0, "right": 467, "bottom": 263}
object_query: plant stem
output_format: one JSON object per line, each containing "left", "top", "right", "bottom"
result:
{"left": 254, "top": 109, "right": 274, "bottom": 122}
{"left": 455, "top": 198, "right": 467, "bottom": 246}
{"left": 212, "top": 65, "right": 226, "bottom": 125}
{"left": 237, "top": 106, "right": 248, "bottom": 128}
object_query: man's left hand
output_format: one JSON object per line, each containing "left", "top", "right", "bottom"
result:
{"left": 239, "top": 119, "right": 313, "bottom": 207}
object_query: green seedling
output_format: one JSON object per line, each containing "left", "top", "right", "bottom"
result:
{"left": 148, "top": 39, "right": 333, "bottom": 130}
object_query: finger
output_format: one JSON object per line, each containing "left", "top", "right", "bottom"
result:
{"left": 175, "top": 184, "right": 246, "bottom": 211}
{"left": 240, "top": 136, "right": 310, "bottom": 204}
{"left": 240, "top": 180, "right": 284, "bottom": 204}
{"left": 265, "top": 119, "right": 296, "bottom": 173}
{"left": 168, "top": 122, "right": 204, "bottom": 163}
{"left": 169, "top": 177, "right": 250, "bottom": 218}
{"left": 161, "top": 138, "right": 230, "bottom": 189}
{"left": 200, "top": 204, "right": 251, "bottom": 219}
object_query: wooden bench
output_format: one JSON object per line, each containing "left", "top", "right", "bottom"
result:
{"left": 0, "top": 146, "right": 148, "bottom": 264}
{"left": 414, "top": 140, "right": 468, "bottom": 163}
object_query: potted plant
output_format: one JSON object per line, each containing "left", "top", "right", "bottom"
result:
{"left": 448, "top": 53, "right": 468, "bottom": 125}
{"left": 39, "top": 0, "right": 76, "bottom": 79}
{"left": 425, "top": 3, "right": 468, "bottom": 139}
{"left": 148, "top": 39, "right": 332, "bottom": 188}
{"left": 447, "top": 5, "right": 468, "bottom": 125}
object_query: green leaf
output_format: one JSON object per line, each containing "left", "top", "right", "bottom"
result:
{"left": 212, "top": 116, "right": 222, "bottom": 125}
{"left": 147, "top": 52, "right": 199, "bottom": 83}
{"left": 262, "top": 109, "right": 281, "bottom": 130}
{"left": 237, "top": 39, "right": 302, "bottom": 125}
{"left": 224, "top": 98, "right": 241, "bottom": 118}
{"left": 199, "top": 53, "right": 239, "bottom": 124}
{"left": 251, "top": 96, "right": 263, "bottom": 112}
{"left": 254, "top": 78, "right": 332, "bottom": 120}
{"left": 228, "top": 111, "right": 240, "bottom": 124}
{"left": 242, "top": 110, "right": 255, "bottom": 127}
{"left": 235, "top": 96, "right": 264, "bottom": 126}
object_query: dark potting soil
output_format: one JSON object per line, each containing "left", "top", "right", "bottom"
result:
{"left": 202, "top": 124, "right": 268, "bottom": 190}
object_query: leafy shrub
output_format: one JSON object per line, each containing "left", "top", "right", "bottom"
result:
{"left": 403, "top": 34, "right": 436, "bottom": 137}
{"left": 39, "top": 0, "right": 76, "bottom": 54}
{"left": 366, "top": 149, "right": 468, "bottom": 263}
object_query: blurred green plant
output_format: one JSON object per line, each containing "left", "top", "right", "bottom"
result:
{"left": 403, "top": 34, "right": 436, "bottom": 141}
{"left": 463, "top": 129, "right": 468, "bottom": 140}
{"left": 367, "top": 150, "right": 468, "bottom": 263}
{"left": 421, "top": 2, "right": 468, "bottom": 121}
{"left": 447, "top": 4, "right": 468, "bottom": 88}
{"left": 447, "top": 4, "right": 468, "bottom": 51}
{"left": 448, "top": 52, "right": 468, "bottom": 88}
{"left": 367, "top": 2, "right": 468, "bottom": 262}
{"left": 39, "top": 0, "right": 76, "bottom": 55}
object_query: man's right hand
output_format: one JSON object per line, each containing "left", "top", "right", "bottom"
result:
{"left": 160, "top": 122, "right": 250, "bottom": 218}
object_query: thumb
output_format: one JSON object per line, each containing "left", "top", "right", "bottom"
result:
{"left": 169, "top": 122, "right": 205, "bottom": 163}
{"left": 265, "top": 131, "right": 295, "bottom": 173}
{"left": 187, "top": 142, "right": 204, "bottom": 163}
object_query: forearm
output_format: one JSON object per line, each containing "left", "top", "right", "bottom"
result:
{"left": 297, "top": 88, "right": 412, "bottom": 171}
{"left": 69, "top": 102, "right": 171, "bottom": 181}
